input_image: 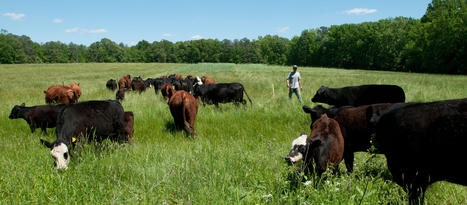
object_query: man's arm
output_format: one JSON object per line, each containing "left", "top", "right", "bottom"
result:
{"left": 298, "top": 79, "right": 302, "bottom": 90}
{"left": 286, "top": 79, "right": 290, "bottom": 88}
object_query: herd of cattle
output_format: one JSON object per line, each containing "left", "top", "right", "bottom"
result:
{"left": 285, "top": 84, "right": 466, "bottom": 204}
{"left": 8, "top": 74, "right": 466, "bottom": 204}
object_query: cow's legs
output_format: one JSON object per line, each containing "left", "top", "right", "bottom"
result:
{"left": 343, "top": 151, "right": 354, "bottom": 173}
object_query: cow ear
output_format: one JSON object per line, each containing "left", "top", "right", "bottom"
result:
{"left": 301, "top": 130, "right": 306, "bottom": 136}
{"left": 40, "top": 139, "right": 54, "bottom": 149}
{"left": 21, "top": 103, "right": 25, "bottom": 107}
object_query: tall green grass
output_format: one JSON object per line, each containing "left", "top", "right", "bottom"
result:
{"left": 0, "top": 63, "right": 466, "bottom": 204}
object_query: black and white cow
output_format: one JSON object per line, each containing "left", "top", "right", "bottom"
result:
{"left": 40, "top": 100, "right": 128, "bottom": 170}
{"left": 192, "top": 83, "right": 252, "bottom": 107}
{"left": 311, "top": 84, "right": 405, "bottom": 107}
{"left": 368, "top": 98, "right": 467, "bottom": 205}
{"left": 9, "top": 103, "right": 65, "bottom": 134}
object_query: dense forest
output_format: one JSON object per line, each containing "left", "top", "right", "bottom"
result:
{"left": 0, "top": 0, "right": 465, "bottom": 74}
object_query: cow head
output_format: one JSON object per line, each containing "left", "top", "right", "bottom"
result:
{"left": 194, "top": 76, "right": 203, "bottom": 86}
{"left": 311, "top": 86, "right": 328, "bottom": 103}
{"left": 302, "top": 105, "right": 329, "bottom": 125}
{"left": 9, "top": 103, "right": 25, "bottom": 119}
{"left": 40, "top": 139, "right": 70, "bottom": 170}
{"left": 285, "top": 131, "right": 313, "bottom": 164}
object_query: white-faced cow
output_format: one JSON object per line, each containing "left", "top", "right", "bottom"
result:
{"left": 368, "top": 98, "right": 467, "bottom": 205}
{"left": 303, "top": 103, "right": 393, "bottom": 172}
{"left": 285, "top": 114, "right": 344, "bottom": 177}
{"left": 311, "top": 84, "right": 405, "bottom": 107}
{"left": 40, "top": 100, "right": 129, "bottom": 170}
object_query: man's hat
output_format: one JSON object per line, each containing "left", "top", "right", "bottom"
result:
{"left": 293, "top": 65, "right": 298, "bottom": 69}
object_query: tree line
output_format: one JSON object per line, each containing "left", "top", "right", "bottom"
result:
{"left": 0, "top": 0, "right": 465, "bottom": 74}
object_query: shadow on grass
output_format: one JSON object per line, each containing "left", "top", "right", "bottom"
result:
{"left": 164, "top": 121, "right": 177, "bottom": 134}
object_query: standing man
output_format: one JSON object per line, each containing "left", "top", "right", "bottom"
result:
{"left": 286, "top": 65, "right": 303, "bottom": 103}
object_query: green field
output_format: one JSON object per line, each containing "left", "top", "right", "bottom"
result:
{"left": 0, "top": 63, "right": 466, "bottom": 204}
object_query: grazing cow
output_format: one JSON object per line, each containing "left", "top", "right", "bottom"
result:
{"left": 40, "top": 100, "right": 128, "bottom": 170}
{"left": 131, "top": 78, "right": 147, "bottom": 93}
{"left": 303, "top": 103, "right": 393, "bottom": 172}
{"left": 172, "top": 78, "right": 194, "bottom": 92}
{"left": 44, "top": 85, "right": 76, "bottom": 104}
{"left": 144, "top": 78, "right": 154, "bottom": 88}
{"left": 116, "top": 89, "right": 126, "bottom": 102}
{"left": 161, "top": 83, "right": 174, "bottom": 101}
{"left": 368, "top": 98, "right": 467, "bottom": 205}
{"left": 201, "top": 76, "right": 216, "bottom": 85}
{"left": 124, "top": 111, "right": 134, "bottom": 144}
{"left": 9, "top": 103, "right": 64, "bottom": 134}
{"left": 106, "top": 79, "right": 117, "bottom": 91}
{"left": 118, "top": 75, "right": 132, "bottom": 90}
{"left": 285, "top": 114, "right": 344, "bottom": 176}
{"left": 168, "top": 90, "right": 198, "bottom": 135}
{"left": 152, "top": 78, "right": 169, "bottom": 95}
{"left": 193, "top": 83, "right": 252, "bottom": 107}
{"left": 311, "top": 84, "right": 405, "bottom": 107}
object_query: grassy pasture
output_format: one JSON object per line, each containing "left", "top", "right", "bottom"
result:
{"left": 0, "top": 63, "right": 466, "bottom": 204}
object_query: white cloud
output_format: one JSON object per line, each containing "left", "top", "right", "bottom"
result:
{"left": 162, "top": 33, "right": 175, "bottom": 37}
{"left": 53, "top": 18, "right": 63, "bottom": 23}
{"left": 277, "top": 26, "right": 289, "bottom": 33}
{"left": 3, "top": 12, "right": 25, "bottom": 20}
{"left": 84, "top": 29, "right": 107, "bottom": 33}
{"left": 65, "top": 28, "right": 107, "bottom": 34}
{"left": 65, "top": 27, "right": 79, "bottom": 33}
{"left": 345, "top": 8, "right": 377, "bottom": 15}
{"left": 191, "top": 35, "right": 202, "bottom": 40}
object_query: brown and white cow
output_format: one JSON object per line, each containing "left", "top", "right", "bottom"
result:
{"left": 168, "top": 89, "right": 198, "bottom": 135}
{"left": 285, "top": 114, "right": 344, "bottom": 176}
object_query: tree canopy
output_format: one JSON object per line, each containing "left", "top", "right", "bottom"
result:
{"left": 1, "top": 0, "right": 465, "bottom": 74}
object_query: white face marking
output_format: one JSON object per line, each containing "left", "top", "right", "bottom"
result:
{"left": 50, "top": 143, "right": 69, "bottom": 170}
{"left": 195, "top": 76, "right": 203, "bottom": 85}
{"left": 291, "top": 134, "right": 307, "bottom": 149}
{"left": 289, "top": 152, "right": 304, "bottom": 163}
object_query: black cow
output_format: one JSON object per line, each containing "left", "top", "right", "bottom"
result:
{"left": 152, "top": 78, "right": 170, "bottom": 95}
{"left": 193, "top": 83, "right": 252, "bottom": 107}
{"left": 106, "top": 79, "right": 117, "bottom": 91}
{"left": 9, "top": 103, "right": 64, "bottom": 134}
{"left": 303, "top": 103, "right": 393, "bottom": 172}
{"left": 311, "top": 84, "right": 405, "bottom": 107}
{"left": 368, "top": 98, "right": 467, "bottom": 205}
{"left": 40, "top": 100, "right": 128, "bottom": 170}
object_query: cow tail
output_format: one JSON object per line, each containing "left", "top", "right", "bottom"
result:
{"left": 181, "top": 93, "right": 194, "bottom": 134}
{"left": 242, "top": 85, "right": 253, "bottom": 106}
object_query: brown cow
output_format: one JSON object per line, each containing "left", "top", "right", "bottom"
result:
{"left": 124, "top": 111, "right": 134, "bottom": 143}
{"left": 68, "top": 83, "right": 82, "bottom": 101}
{"left": 118, "top": 75, "right": 132, "bottom": 90}
{"left": 161, "top": 83, "right": 174, "bottom": 101}
{"left": 303, "top": 103, "right": 393, "bottom": 172}
{"left": 168, "top": 89, "right": 198, "bottom": 135}
{"left": 44, "top": 85, "right": 75, "bottom": 104}
{"left": 131, "top": 79, "right": 146, "bottom": 93}
{"left": 175, "top": 74, "right": 183, "bottom": 80}
{"left": 285, "top": 114, "right": 344, "bottom": 177}
{"left": 201, "top": 76, "right": 216, "bottom": 85}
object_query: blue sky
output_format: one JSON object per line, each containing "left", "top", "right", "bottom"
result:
{"left": 1, "top": 0, "right": 432, "bottom": 46}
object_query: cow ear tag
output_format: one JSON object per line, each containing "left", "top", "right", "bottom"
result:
{"left": 72, "top": 137, "right": 76, "bottom": 143}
